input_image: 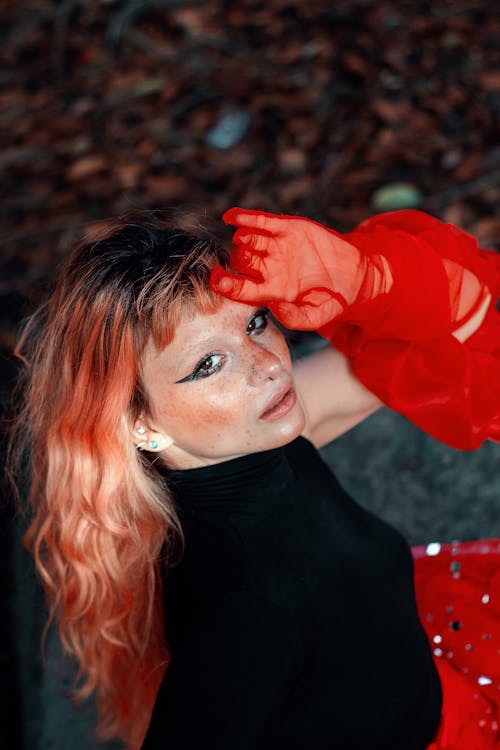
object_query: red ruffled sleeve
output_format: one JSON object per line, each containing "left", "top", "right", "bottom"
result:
{"left": 319, "top": 210, "right": 500, "bottom": 450}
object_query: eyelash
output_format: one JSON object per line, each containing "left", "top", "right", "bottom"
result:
{"left": 246, "top": 308, "right": 269, "bottom": 335}
{"left": 187, "top": 309, "right": 269, "bottom": 382}
{"left": 192, "top": 352, "right": 225, "bottom": 380}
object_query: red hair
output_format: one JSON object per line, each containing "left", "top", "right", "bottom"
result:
{"left": 11, "top": 212, "right": 229, "bottom": 748}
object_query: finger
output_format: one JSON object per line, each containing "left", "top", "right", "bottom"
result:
{"left": 268, "top": 292, "right": 347, "bottom": 331}
{"left": 233, "top": 227, "right": 273, "bottom": 253}
{"left": 223, "top": 207, "right": 289, "bottom": 234}
{"left": 210, "top": 267, "right": 269, "bottom": 304}
{"left": 270, "top": 299, "right": 344, "bottom": 331}
{"left": 298, "top": 288, "right": 347, "bottom": 311}
{"left": 229, "top": 246, "right": 264, "bottom": 278}
{"left": 268, "top": 301, "right": 309, "bottom": 330}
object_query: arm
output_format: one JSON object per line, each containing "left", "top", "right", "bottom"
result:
{"left": 141, "top": 590, "right": 302, "bottom": 750}
{"left": 211, "top": 208, "right": 500, "bottom": 449}
{"left": 294, "top": 345, "right": 382, "bottom": 448}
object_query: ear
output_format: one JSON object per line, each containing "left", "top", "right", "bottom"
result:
{"left": 132, "top": 420, "right": 174, "bottom": 453}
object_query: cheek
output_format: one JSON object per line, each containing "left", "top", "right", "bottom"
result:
{"left": 172, "top": 388, "right": 250, "bottom": 433}
{"left": 170, "top": 390, "right": 257, "bottom": 454}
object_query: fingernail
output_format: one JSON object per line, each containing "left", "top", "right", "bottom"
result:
{"left": 222, "top": 208, "right": 239, "bottom": 224}
{"left": 218, "top": 277, "right": 234, "bottom": 292}
{"left": 210, "top": 267, "right": 233, "bottom": 292}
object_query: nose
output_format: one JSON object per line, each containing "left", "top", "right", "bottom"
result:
{"left": 247, "top": 341, "right": 283, "bottom": 386}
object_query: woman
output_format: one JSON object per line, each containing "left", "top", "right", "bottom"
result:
{"left": 12, "top": 208, "right": 500, "bottom": 749}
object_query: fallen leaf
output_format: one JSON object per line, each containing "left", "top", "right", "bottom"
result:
{"left": 66, "top": 155, "right": 108, "bottom": 181}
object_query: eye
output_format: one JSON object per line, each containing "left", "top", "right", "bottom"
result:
{"left": 193, "top": 353, "right": 225, "bottom": 380}
{"left": 247, "top": 309, "right": 268, "bottom": 335}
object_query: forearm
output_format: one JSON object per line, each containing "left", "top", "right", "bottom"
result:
{"left": 294, "top": 345, "right": 383, "bottom": 448}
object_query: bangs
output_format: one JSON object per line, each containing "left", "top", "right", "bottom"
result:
{"left": 137, "top": 236, "right": 228, "bottom": 352}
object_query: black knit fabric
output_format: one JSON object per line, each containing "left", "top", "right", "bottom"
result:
{"left": 142, "top": 436, "right": 442, "bottom": 749}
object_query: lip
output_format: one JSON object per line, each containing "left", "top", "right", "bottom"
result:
{"left": 259, "top": 384, "right": 297, "bottom": 421}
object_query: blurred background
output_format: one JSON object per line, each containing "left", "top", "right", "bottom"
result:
{"left": 1, "top": 0, "right": 499, "bottom": 747}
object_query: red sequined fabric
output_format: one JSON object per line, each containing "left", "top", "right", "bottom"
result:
{"left": 413, "top": 540, "right": 500, "bottom": 749}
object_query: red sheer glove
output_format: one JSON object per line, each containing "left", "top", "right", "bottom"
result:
{"left": 211, "top": 208, "right": 373, "bottom": 329}
{"left": 211, "top": 208, "right": 453, "bottom": 338}
{"left": 211, "top": 208, "right": 500, "bottom": 450}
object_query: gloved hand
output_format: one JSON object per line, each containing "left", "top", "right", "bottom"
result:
{"left": 211, "top": 208, "right": 377, "bottom": 330}
{"left": 211, "top": 208, "right": 464, "bottom": 342}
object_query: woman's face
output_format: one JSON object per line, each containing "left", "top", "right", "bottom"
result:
{"left": 140, "top": 298, "right": 306, "bottom": 469}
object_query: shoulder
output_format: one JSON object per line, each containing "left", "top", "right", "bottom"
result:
{"left": 165, "top": 517, "right": 245, "bottom": 613}
{"left": 293, "top": 343, "right": 382, "bottom": 448}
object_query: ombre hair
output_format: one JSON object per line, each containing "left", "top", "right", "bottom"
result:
{"left": 11, "top": 210, "right": 229, "bottom": 748}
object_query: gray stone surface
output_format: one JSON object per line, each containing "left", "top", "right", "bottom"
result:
{"left": 322, "top": 406, "right": 500, "bottom": 546}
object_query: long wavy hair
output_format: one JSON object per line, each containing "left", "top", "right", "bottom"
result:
{"left": 10, "top": 210, "right": 229, "bottom": 748}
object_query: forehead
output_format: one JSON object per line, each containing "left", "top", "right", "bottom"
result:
{"left": 179, "top": 296, "right": 254, "bottom": 333}
{"left": 143, "top": 297, "right": 256, "bottom": 365}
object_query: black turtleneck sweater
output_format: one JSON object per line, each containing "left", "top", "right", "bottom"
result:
{"left": 142, "top": 436, "right": 442, "bottom": 749}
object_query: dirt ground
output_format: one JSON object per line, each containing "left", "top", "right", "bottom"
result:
{"left": 2, "top": 0, "right": 500, "bottom": 348}
{"left": 1, "top": 1, "right": 499, "bottom": 747}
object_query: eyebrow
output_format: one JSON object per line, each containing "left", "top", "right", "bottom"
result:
{"left": 174, "top": 334, "right": 217, "bottom": 371}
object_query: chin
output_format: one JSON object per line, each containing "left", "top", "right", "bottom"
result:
{"left": 273, "top": 413, "right": 306, "bottom": 447}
